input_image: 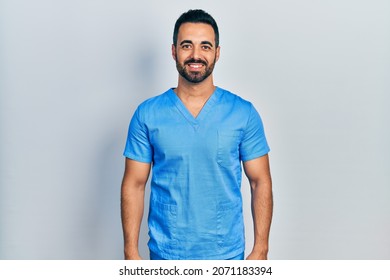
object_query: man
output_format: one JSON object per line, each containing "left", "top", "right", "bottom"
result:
{"left": 121, "top": 9, "right": 272, "bottom": 260}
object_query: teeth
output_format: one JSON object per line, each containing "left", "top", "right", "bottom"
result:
{"left": 189, "top": 64, "right": 202, "bottom": 68}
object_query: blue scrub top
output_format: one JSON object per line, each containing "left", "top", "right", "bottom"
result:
{"left": 124, "top": 87, "right": 270, "bottom": 259}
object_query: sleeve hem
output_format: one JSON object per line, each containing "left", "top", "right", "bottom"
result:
{"left": 123, "top": 152, "right": 152, "bottom": 163}
{"left": 241, "top": 149, "right": 270, "bottom": 162}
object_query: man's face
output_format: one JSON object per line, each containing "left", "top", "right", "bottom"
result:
{"left": 172, "top": 23, "right": 220, "bottom": 84}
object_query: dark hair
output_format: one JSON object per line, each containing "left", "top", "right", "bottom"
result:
{"left": 173, "top": 9, "right": 219, "bottom": 47}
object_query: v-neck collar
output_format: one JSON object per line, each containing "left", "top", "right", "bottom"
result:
{"left": 167, "top": 87, "right": 220, "bottom": 128}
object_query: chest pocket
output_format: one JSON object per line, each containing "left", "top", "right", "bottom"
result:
{"left": 217, "top": 130, "right": 242, "bottom": 167}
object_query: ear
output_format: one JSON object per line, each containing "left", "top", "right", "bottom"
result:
{"left": 171, "top": 44, "right": 177, "bottom": 61}
{"left": 215, "top": 46, "right": 221, "bottom": 62}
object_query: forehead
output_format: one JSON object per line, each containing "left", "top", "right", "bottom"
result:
{"left": 177, "top": 22, "right": 215, "bottom": 43}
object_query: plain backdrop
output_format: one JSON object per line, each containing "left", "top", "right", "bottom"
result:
{"left": 1, "top": 0, "right": 389, "bottom": 259}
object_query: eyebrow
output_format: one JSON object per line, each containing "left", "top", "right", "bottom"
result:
{"left": 179, "top": 40, "right": 214, "bottom": 47}
{"left": 179, "top": 40, "right": 193, "bottom": 46}
{"left": 201, "top": 41, "right": 213, "bottom": 47}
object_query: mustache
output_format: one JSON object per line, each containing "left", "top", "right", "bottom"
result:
{"left": 184, "top": 58, "right": 207, "bottom": 65}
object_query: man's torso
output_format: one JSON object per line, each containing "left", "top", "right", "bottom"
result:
{"left": 124, "top": 87, "right": 269, "bottom": 259}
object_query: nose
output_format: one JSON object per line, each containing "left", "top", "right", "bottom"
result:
{"left": 191, "top": 45, "right": 201, "bottom": 60}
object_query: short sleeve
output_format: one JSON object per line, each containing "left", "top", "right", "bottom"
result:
{"left": 240, "top": 104, "right": 270, "bottom": 162}
{"left": 123, "top": 107, "right": 153, "bottom": 163}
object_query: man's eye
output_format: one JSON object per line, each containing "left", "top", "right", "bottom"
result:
{"left": 202, "top": 45, "right": 211, "bottom": 50}
{"left": 182, "top": 45, "right": 191, "bottom": 49}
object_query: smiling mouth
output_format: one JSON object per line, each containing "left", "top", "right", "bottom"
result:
{"left": 187, "top": 63, "right": 204, "bottom": 70}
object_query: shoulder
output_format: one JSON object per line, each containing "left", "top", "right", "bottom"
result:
{"left": 129, "top": 89, "right": 173, "bottom": 125}
{"left": 134, "top": 89, "right": 173, "bottom": 119}
{"left": 137, "top": 89, "right": 172, "bottom": 110}
{"left": 217, "top": 87, "right": 254, "bottom": 111}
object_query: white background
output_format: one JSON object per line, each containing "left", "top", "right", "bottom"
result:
{"left": 1, "top": 0, "right": 389, "bottom": 259}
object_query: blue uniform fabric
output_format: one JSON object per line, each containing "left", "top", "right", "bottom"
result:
{"left": 150, "top": 250, "right": 245, "bottom": 260}
{"left": 123, "top": 87, "right": 270, "bottom": 260}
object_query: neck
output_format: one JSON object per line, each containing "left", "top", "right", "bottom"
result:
{"left": 174, "top": 75, "right": 216, "bottom": 100}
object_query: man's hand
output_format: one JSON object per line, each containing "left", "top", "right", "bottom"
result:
{"left": 124, "top": 252, "right": 143, "bottom": 260}
{"left": 243, "top": 154, "right": 273, "bottom": 261}
{"left": 121, "top": 158, "right": 151, "bottom": 261}
{"left": 246, "top": 249, "right": 268, "bottom": 260}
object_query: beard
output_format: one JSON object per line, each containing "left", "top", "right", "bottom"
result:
{"left": 176, "top": 55, "right": 217, "bottom": 84}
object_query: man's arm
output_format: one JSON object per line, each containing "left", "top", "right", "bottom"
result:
{"left": 243, "top": 154, "right": 273, "bottom": 260}
{"left": 121, "top": 158, "right": 151, "bottom": 260}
